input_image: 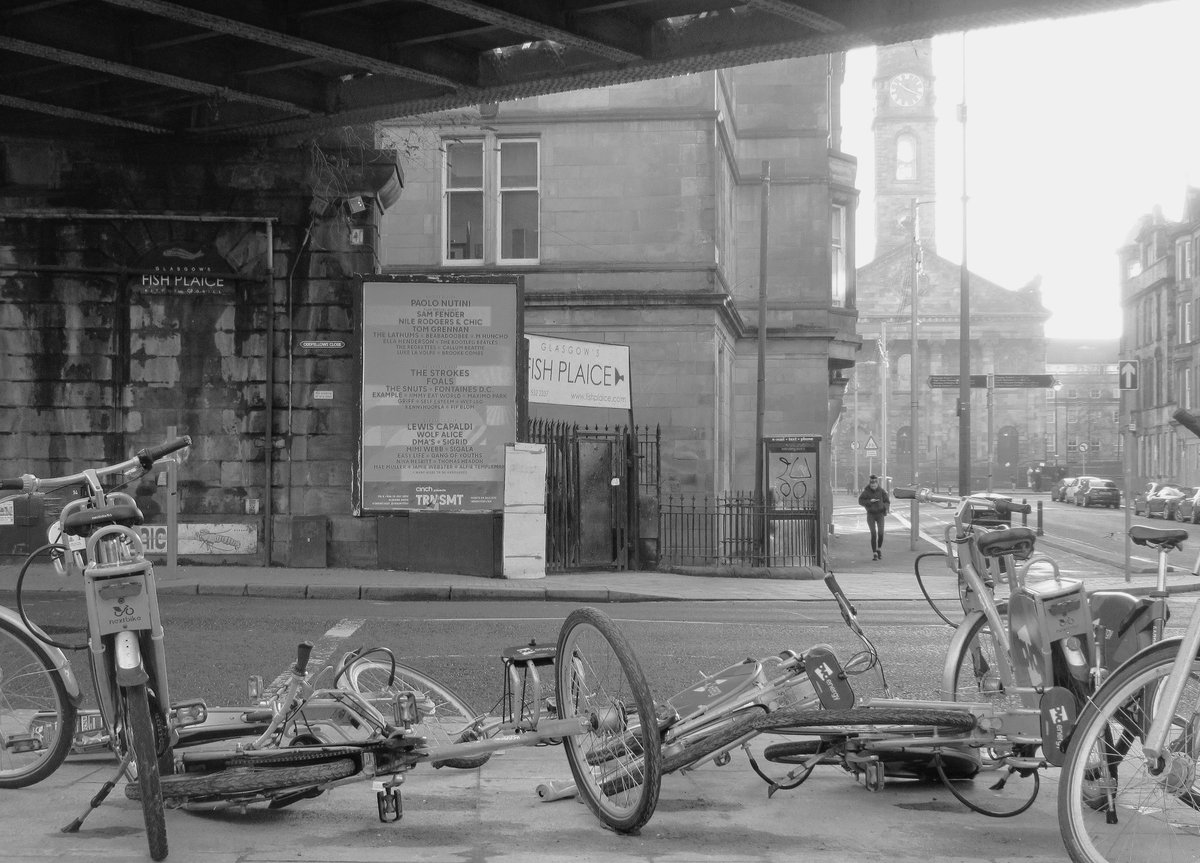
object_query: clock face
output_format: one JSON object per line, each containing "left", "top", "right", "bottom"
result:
{"left": 888, "top": 73, "right": 925, "bottom": 107}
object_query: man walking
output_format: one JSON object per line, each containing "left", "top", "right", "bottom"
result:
{"left": 858, "top": 474, "right": 890, "bottom": 560}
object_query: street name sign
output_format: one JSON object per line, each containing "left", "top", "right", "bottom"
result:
{"left": 928, "top": 374, "right": 1056, "bottom": 389}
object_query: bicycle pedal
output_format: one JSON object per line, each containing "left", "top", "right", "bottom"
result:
{"left": 377, "top": 787, "right": 403, "bottom": 823}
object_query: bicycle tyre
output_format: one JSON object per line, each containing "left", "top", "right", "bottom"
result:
{"left": 123, "top": 683, "right": 168, "bottom": 862}
{"left": 947, "top": 614, "right": 1012, "bottom": 707}
{"left": 342, "top": 660, "right": 489, "bottom": 770}
{"left": 1059, "top": 638, "right": 1200, "bottom": 863}
{"left": 556, "top": 607, "right": 661, "bottom": 834}
{"left": 664, "top": 706, "right": 976, "bottom": 776}
{"left": 0, "top": 617, "right": 76, "bottom": 788}
{"left": 133, "top": 758, "right": 357, "bottom": 801}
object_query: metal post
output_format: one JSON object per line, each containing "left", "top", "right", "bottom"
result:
{"left": 264, "top": 219, "right": 274, "bottom": 566}
{"left": 957, "top": 32, "right": 972, "bottom": 497}
{"left": 166, "top": 424, "right": 177, "bottom": 580}
{"left": 753, "top": 161, "right": 770, "bottom": 564}
{"left": 986, "top": 374, "right": 994, "bottom": 492}
{"left": 853, "top": 374, "right": 860, "bottom": 490}
{"left": 1121, "top": 364, "right": 1133, "bottom": 581}
{"left": 880, "top": 320, "right": 889, "bottom": 491}
{"left": 909, "top": 197, "right": 920, "bottom": 549}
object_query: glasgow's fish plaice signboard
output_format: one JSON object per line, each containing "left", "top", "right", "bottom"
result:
{"left": 357, "top": 277, "right": 523, "bottom": 513}
{"left": 526, "top": 334, "right": 631, "bottom": 410}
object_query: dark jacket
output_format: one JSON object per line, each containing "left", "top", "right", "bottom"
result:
{"left": 858, "top": 485, "right": 890, "bottom": 516}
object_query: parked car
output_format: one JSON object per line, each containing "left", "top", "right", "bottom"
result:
{"left": 1073, "top": 477, "right": 1121, "bottom": 508}
{"left": 1165, "top": 487, "right": 1197, "bottom": 520}
{"left": 1136, "top": 482, "right": 1192, "bottom": 519}
{"left": 1066, "top": 476, "right": 1098, "bottom": 505}
{"left": 1062, "top": 477, "right": 1086, "bottom": 504}
{"left": 1177, "top": 488, "right": 1200, "bottom": 523}
{"left": 1052, "top": 477, "right": 1076, "bottom": 503}
{"left": 1134, "top": 481, "right": 1169, "bottom": 516}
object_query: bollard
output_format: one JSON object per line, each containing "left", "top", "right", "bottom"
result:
{"left": 1035, "top": 500, "right": 1043, "bottom": 536}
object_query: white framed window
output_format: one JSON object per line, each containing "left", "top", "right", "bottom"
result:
{"left": 831, "top": 204, "right": 847, "bottom": 307}
{"left": 1185, "top": 366, "right": 1193, "bottom": 411}
{"left": 895, "top": 133, "right": 916, "bottom": 181}
{"left": 444, "top": 140, "right": 484, "bottom": 262}
{"left": 442, "top": 136, "right": 540, "bottom": 264}
{"left": 1090, "top": 388, "right": 1102, "bottom": 398}
{"left": 498, "top": 139, "right": 539, "bottom": 262}
{"left": 1180, "top": 238, "right": 1194, "bottom": 279}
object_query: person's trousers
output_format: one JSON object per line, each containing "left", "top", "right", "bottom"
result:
{"left": 867, "top": 512, "right": 886, "bottom": 552}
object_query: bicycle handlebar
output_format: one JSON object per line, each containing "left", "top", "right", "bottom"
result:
{"left": 0, "top": 434, "right": 191, "bottom": 493}
{"left": 294, "top": 642, "right": 314, "bottom": 675}
{"left": 137, "top": 435, "right": 192, "bottom": 470}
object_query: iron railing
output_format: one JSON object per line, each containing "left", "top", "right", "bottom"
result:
{"left": 659, "top": 493, "right": 821, "bottom": 568}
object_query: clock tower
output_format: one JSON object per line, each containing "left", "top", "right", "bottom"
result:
{"left": 874, "top": 39, "right": 936, "bottom": 258}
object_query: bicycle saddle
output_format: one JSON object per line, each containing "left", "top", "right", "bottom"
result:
{"left": 974, "top": 526, "right": 1036, "bottom": 560}
{"left": 61, "top": 503, "right": 144, "bottom": 536}
{"left": 1129, "top": 525, "right": 1188, "bottom": 550}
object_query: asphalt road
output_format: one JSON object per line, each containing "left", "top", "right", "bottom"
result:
{"left": 7, "top": 594, "right": 986, "bottom": 713}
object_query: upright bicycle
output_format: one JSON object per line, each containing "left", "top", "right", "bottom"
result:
{"left": 0, "top": 436, "right": 194, "bottom": 861}
{"left": 1056, "top": 406, "right": 1200, "bottom": 863}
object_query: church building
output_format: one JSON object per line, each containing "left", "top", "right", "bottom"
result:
{"left": 849, "top": 40, "right": 1052, "bottom": 493}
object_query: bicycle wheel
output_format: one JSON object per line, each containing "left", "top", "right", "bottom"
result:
{"left": 136, "top": 757, "right": 357, "bottom": 801}
{"left": 0, "top": 618, "right": 75, "bottom": 788}
{"left": 122, "top": 683, "right": 168, "bottom": 861}
{"left": 947, "top": 615, "right": 1009, "bottom": 706}
{"left": 556, "top": 607, "right": 660, "bottom": 834}
{"left": 1059, "top": 639, "right": 1200, "bottom": 863}
{"left": 342, "top": 660, "right": 489, "bottom": 769}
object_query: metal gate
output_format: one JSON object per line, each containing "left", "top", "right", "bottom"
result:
{"left": 527, "top": 420, "right": 660, "bottom": 572}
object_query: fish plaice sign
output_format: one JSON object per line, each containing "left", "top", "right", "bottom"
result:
{"left": 526, "top": 334, "right": 631, "bottom": 410}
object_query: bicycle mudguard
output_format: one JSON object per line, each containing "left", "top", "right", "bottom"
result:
{"left": 113, "top": 630, "right": 149, "bottom": 686}
{"left": 804, "top": 647, "right": 854, "bottom": 709}
{"left": 1039, "top": 686, "right": 1078, "bottom": 767}
{"left": 0, "top": 605, "right": 83, "bottom": 704}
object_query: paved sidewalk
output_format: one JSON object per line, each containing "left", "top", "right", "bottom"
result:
{"left": 3, "top": 493, "right": 1195, "bottom": 603}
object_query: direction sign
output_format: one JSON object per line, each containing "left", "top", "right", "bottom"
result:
{"left": 1119, "top": 360, "right": 1139, "bottom": 391}
{"left": 928, "top": 374, "right": 1055, "bottom": 389}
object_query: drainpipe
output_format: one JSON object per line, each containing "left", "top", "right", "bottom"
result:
{"left": 264, "top": 219, "right": 274, "bottom": 565}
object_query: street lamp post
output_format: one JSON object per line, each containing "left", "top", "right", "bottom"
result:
{"left": 1053, "top": 379, "right": 1063, "bottom": 468}
{"left": 905, "top": 198, "right": 934, "bottom": 549}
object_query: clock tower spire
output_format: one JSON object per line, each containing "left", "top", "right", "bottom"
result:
{"left": 874, "top": 39, "right": 936, "bottom": 259}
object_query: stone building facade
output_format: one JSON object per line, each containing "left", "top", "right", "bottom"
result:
{"left": 0, "top": 136, "right": 405, "bottom": 567}
{"left": 1045, "top": 339, "right": 1122, "bottom": 482}
{"left": 379, "top": 58, "right": 861, "bottom": 516}
{"left": 1123, "top": 190, "right": 1200, "bottom": 484}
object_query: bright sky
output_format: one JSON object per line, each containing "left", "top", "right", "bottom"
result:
{"left": 841, "top": 0, "right": 1200, "bottom": 340}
